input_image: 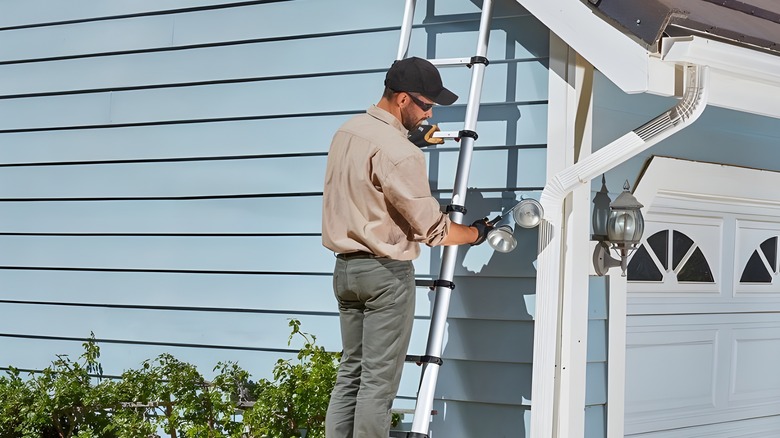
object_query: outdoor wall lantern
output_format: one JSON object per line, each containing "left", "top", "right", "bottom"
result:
{"left": 592, "top": 178, "right": 644, "bottom": 276}
{"left": 487, "top": 198, "right": 544, "bottom": 253}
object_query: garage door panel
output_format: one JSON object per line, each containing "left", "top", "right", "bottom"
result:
{"left": 625, "top": 328, "right": 718, "bottom": 418}
{"left": 625, "top": 315, "right": 780, "bottom": 435}
{"left": 730, "top": 327, "right": 780, "bottom": 404}
{"left": 628, "top": 415, "right": 780, "bottom": 438}
{"left": 626, "top": 158, "right": 780, "bottom": 436}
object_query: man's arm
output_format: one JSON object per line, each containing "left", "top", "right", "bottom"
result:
{"left": 440, "top": 222, "right": 479, "bottom": 246}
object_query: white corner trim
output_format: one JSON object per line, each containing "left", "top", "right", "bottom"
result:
{"left": 530, "top": 66, "right": 709, "bottom": 438}
{"left": 543, "top": 34, "right": 595, "bottom": 438}
{"left": 607, "top": 274, "right": 627, "bottom": 438}
{"left": 514, "top": 0, "right": 651, "bottom": 93}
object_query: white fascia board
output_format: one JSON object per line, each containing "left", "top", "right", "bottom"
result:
{"left": 662, "top": 36, "right": 780, "bottom": 119}
{"left": 515, "top": 0, "right": 651, "bottom": 93}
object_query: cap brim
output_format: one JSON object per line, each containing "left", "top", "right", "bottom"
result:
{"left": 429, "top": 87, "right": 458, "bottom": 106}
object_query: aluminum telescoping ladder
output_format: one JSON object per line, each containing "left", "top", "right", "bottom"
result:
{"left": 396, "top": 1, "right": 494, "bottom": 437}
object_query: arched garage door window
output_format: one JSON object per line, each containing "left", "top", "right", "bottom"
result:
{"left": 740, "top": 236, "right": 778, "bottom": 283}
{"left": 627, "top": 229, "right": 715, "bottom": 283}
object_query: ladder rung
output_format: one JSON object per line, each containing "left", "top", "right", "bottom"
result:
{"left": 414, "top": 279, "right": 435, "bottom": 288}
{"left": 432, "top": 131, "right": 460, "bottom": 139}
{"left": 391, "top": 408, "right": 438, "bottom": 416}
{"left": 426, "top": 57, "right": 472, "bottom": 67}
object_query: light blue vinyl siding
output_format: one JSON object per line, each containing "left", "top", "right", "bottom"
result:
{"left": 0, "top": 150, "right": 544, "bottom": 199}
{"left": 0, "top": 0, "right": 549, "bottom": 435}
{"left": 0, "top": 0, "right": 245, "bottom": 28}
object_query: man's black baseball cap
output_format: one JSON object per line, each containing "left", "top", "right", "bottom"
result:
{"left": 384, "top": 57, "right": 458, "bottom": 106}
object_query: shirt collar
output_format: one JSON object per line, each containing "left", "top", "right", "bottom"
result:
{"left": 367, "top": 105, "right": 408, "bottom": 136}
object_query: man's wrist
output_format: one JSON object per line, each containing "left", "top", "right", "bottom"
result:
{"left": 470, "top": 218, "right": 491, "bottom": 246}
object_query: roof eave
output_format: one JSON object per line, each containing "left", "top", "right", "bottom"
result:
{"left": 516, "top": 0, "right": 780, "bottom": 119}
{"left": 515, "top": 0, "right": 655, "bottom": 94}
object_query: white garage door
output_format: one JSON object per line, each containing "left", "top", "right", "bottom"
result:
{"left": 623, "top": 157, "right": 780, "bottom": 437}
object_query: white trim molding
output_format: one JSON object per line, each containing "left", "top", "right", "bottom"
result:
{"left": 514, "top": 0, "right": 652, "bottom": 93}
{"left": 530, "top": 66, "right": 709, "bottom": 438}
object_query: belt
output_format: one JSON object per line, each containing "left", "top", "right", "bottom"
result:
{"left": 336, "top": 251, "right": 378, "bottom": 259}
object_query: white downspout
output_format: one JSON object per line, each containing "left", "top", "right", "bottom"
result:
{"left": 529, "top": 64, "right": 709, "bottom": 438}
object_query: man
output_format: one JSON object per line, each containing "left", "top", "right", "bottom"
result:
{"left": 322, "top": 56, "right": 491, "bottom": 438}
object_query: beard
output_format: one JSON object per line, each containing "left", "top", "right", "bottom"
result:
{"left": 400, "top": 105, "right": 425, "bottom": 131}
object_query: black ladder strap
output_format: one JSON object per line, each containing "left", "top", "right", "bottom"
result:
{"left": 430, "top": 279, "right": 455, "bottom": 290}
{"left": 446, "top": 204, "right": 467, "bottom": 214}
{"left": 467, "top": 55, "right": 489, "bottom": 67}
{"left": 404, "top": 355, "right": 444, "bottom": 366}
{"left": 458, "top": 129, "right": 478, "bottom": 140}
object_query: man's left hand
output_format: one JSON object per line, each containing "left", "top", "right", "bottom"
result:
{"left": 408, "top": 124, "right": 444, "bottom": 148}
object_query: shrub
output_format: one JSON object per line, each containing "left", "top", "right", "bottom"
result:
{"left": 0, "top": 320, "right": 341, "bottom": 438}
{"left": 243, "top": 319, "right": 340, "bottom": 438}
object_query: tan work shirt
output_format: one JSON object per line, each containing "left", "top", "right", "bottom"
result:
{"left": 322, "top": 105, "right": 450, "bottom": 260}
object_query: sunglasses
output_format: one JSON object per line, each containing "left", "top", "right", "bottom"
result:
{"left": 405, "top": 92, "right": 435, "bottom": 111}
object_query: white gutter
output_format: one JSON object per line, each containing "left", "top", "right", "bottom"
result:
{"left": 529, "top": 64, "right": 709, "bottom": 438}
{"left": 662, "top": 36, "right": 780, "bottom": 120}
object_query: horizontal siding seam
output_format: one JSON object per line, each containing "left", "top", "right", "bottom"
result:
{"left": 0, "top": 15, "right": 537, "bottom": 65}
{"left": 0, "top": 331, "right": 303, "bottom": 353}
{"left": 0, "top": 101, "right": 548, "bottom": 134}
{"left": 0, "top": 58, "right": 548, "bottom": 100}
{"left": 0, "top": 299, "right": 336, "bottom": 316}
{"left": 0, "top": 187, "right": 544, "bottom": 202}
{"left": 0, "top": 0, "right": 291, "bottom": 32}
{"left": 0, "top": 144, "right": 546, "bottom": 168}
{"left": 0, "top": 265, "right": 332, "bottom": 275}
{"left": 0, "top": 232, "right": 322, "bottom": 237}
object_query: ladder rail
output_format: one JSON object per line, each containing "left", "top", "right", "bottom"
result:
{"left": 396, "top": 0, "right": 496, "bottom": 436}
{"left": 396, "top": 0, "right": 417, "bottom": 60}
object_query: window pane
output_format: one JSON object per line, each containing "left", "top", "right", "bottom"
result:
{"left": 740, "top": 250, "right": 772, "bottom": 283}
{"left": 672, "top": 231, "right": 694, "bottom": 270}
{"left": 760, "top": 237, "right": 778, "bottom": 273}
{"left": 647, "top": 230, "right": 669, "bottom": 270}
{"left": 677, "top": 247, "right": 714, "bottom": 282}
{"left": 627, "top": 244, "right": 663, "bottom": 281}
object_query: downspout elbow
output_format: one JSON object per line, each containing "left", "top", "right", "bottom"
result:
{"left": 539, "top": 65, "right": 709, "bottom": 229}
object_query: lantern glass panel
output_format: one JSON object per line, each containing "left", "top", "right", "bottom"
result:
{"left": 607, "top": 209, "right": 644, "bottom": 243}
{"left": 592, "top": 201, "right": 610, "bottom": 238}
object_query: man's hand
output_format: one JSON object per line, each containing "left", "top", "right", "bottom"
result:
{"left": 470, "top": 217, "right": 494, "bottom": 246}
{"left": 408, "top": 124, "right": 444, "bottom": 148}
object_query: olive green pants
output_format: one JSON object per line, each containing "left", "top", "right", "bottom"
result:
{"left": 325, "top": 255, "right": 416, "bottom": 438}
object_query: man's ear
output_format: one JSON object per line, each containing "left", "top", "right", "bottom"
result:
{"left": 395, "top": 91, "right": 408, "bottom": 108}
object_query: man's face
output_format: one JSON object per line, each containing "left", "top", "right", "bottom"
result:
{"left": 399, "top": 92, "right": 434, "bottom": 131}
